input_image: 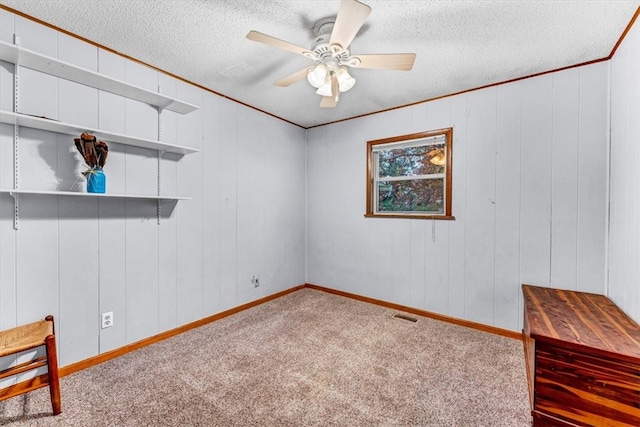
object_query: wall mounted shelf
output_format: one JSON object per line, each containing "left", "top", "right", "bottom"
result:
{"left": 0, "top": 40, "right": 198, "bottom": 114}
{"left": 0, "top": 110, "right": 199, "bottom": 155}
{"left": 0, "top": 189, "right": 190, "bottom": 201}
{"left": 2, "top": 36, "right": 201, "bottom": 229}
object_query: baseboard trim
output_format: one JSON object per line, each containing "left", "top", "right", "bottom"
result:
{"left": 57, "top": 281, "right": 519, "bottom": 379}
{"left": 303, "top": 283, "right": 523, "bottom": 340}
{"left": 59, "top": 284, "right": 306, "bottom": 377}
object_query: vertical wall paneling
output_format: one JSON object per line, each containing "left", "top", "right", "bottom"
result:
{"left": 422, "top": 98, "right": 452, "bottom": 314}
{"left": 175, "top": 82, "right": 204, "bottom": 326}
{"left": 305, "top": 126, "right": 328, "bottom": 288}
{"left": 280, "top": 123, "right": 307, "bottom": 290}
{"left": 18, "top": 67, "right": 57, "bottom": 120}
{"left": 13, "top": 15, "right": 55, "bottom": 55}
{"left": 336, "top": 120, "right": 371, "bottom": 296}
{"left": 157, "top": 73, "right": 179, "bottom": 333}
{"left": 123, "top": 196, "right": 160, "bottom": 345}
{"left": 56, "top": 33, "right": 98, "bottom": 129}
{"left": 630, "top": 19, "right": 640, "bottom": 323}
{"left": 307, "top": 59, "right": 610, "bottom": 332}
{"left": 372, "top": 218, "right": 394, "bottom": 302}
{"left": 406, "top": 104, "right": 428, "bottom": 309}
{"left": 408, "top": 217, "right": 427, "bottom": 310}
{"left": 463, "top": 88, "right": 497, "bottom": 325}
{"left": 97, "top": 48, "right": 127, "bottom": 352}
{"left": 55, "top": 33, "right": 100, "bottom": 366}
{"left": 2, "top": 4, "right": 631, "bottom": 370}
{"left": 372, "top": 110, "right": 413, "bottom": 304}
{"left": 236, "top": 108, "right": 307, "bottom": 302}
{"left": 13, "top": 17, "right": 57, "bottom": 120}
{"left": 0, "top": 31, "right": 13, "bottom": 347}
{"left": 576, "top": 63, "right": 609, "bottom": 295}
{"left": 447, "top": 94, "right": 469, "bottom": 320}
{"left": 201, "top": 95, "right": 222, "bottom": 316}
{"left": 15, "top": 147, "right": 58, "bottom": 329}
{"left": 0, "top": 8, "right": 306, "bottom": 372}
{"left": 550, "top": 69, "right": 580, "bottom": 291}
{"left": 123, "top": 61, "right": 160, "bottom": 343}
{"left": 0, "top": 123, "right": 16, "bottom": 390}
{"left": 16, "top": 194, "right": 59, "bottom": 380}
{"left": 236, "top": 108, "right": 268, "bottom": 304}
{"left": 494, "top": 83, "right": 522, "bottom": 330}
{"left": 11, "top": 199, "right": 55, "bottom": 385}
{"left": 609, "top": 15, "right": 640, "bottom": 323}
{"left": 98, "top": 198, "right": 126, "bottom": 353}
{"left": 0, "top": 9, "right": 13, "bottom": 42}
{"left": 0, "top": 9, "right": 15, "bottom": 340}
{"left": 18, "top": 128, "right": 58, "bottom": 190}
{"left": 391, "top": 219, "right": 412, "bottom": 305}
{"left": 520, "top": 75, "right": 553, "bottom": 287}
{"left": 57, "top": 193, "right": 100, "bottom": 366}
{"left": 0, "top": 12, "right": 14, "bottom": 113}
{"left": 0, "top": 126, "right": 16, "bottom": 330}
{"left": 217, "top": 102, "right": 239, "bottom": 312}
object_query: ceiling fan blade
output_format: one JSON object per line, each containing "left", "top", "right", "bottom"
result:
{"left": 275, "top": 68, "right": 311, "bottom": 87}
{"left": 329, "top": 0, "right": 371, "bottom": 54}
{"left": 247, "top": 30, "right": 317, "bottom": 59}
{"left": 320, "top": 96, "right": 337, "bottom": 108}
{"left": 350, "top": 53, "right": 416, "bottom": 71}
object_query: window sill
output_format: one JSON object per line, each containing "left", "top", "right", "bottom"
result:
{"left": 364, "top": 214, "right": 456, "bottom": 220}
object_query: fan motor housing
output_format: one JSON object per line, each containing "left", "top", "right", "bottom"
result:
{"left": 311, "top": 17, "right": 353, "bottom": 61}
{"left": 311, "top": 32, "right": 351, "bottom": 63}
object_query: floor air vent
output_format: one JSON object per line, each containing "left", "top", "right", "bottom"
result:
{"left": 392, "top": 313, "right": 418, "bottom": 322}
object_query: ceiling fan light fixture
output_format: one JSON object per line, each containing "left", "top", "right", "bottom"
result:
{"left": 307, "top": 64, "right": 328, "bottom": 88}
{"left": 247, "top": 0, "right": 415, "bottom": 109}
{"left": 336, "top": 67, "right": 356, "bottom": 92}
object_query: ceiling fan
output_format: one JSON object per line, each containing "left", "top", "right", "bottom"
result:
{"left": 246, "top": 0, "right": 416, "bottom": 108}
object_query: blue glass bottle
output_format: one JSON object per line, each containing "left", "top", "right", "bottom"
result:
{"left": 87, "top": 167, "right": 106, "bottom": 193}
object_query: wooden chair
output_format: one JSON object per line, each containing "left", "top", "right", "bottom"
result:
{"left": 0, "top": 315, "right": 61, "bottom": 415}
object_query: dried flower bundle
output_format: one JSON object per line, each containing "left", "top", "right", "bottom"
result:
{"left": 74, "top": 132, "right": 108, "bottom": 176}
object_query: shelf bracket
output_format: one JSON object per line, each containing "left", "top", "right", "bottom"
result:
{"left": 9, "top": 192, "right": 19, "bottom": 230}
{"left": 157, "top": 149, "right": 166, "bottom": 225}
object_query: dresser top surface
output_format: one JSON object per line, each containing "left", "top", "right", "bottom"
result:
{"left": 522, "top": 284, "right": 640, "bottom": 359}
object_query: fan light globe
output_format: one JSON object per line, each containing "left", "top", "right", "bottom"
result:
{"left": 316, "top": 81, "right": 333, "bottom": 97}
{"left": 336, "top": 67, "right": 356, "bottom": 92}
{"left": 307, "top": 64, "right": 327, "bottom": 88}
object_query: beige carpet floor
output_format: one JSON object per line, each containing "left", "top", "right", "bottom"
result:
{"left": 0, "top": 288, "right": 531, "bottom": 426}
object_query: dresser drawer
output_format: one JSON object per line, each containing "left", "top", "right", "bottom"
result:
{"left": 534, "top": 340, "right": 640, "bottom": 426}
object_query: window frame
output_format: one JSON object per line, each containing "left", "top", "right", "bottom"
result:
{"left": 366, "top": 128, "right": 454, "bottom": 220}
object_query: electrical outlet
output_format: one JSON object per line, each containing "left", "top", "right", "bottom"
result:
{"left": 252, "top": 275, "right": 260, "bottom": 288}
{"left": 101, "top": 311, "right": 114, "bottom": 329}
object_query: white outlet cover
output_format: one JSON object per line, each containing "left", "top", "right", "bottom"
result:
{"left": 101, "top": 311, "right": 114, "bottom": 329}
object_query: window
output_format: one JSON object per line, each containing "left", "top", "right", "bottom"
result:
{"left": 366, "top": 128, "right": 453, "bottom": 220}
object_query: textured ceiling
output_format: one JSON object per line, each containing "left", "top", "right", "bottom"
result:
{"left": 1, "top": 0, "right": 639, "bottom": 128}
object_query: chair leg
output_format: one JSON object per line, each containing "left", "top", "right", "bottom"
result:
{"left": 44, "top": 335, "right": 61, "bottom": 415}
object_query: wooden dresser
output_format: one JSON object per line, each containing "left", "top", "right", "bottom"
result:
{"left": 522, "top": 284, "right": 640, "bottom": 427}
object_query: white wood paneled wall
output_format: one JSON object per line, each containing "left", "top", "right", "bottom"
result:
{"left": 0, "top": 10, "right": 306, "bottom": 379}
{"left": 307, "top": 62, "right": 610, "bottom": 333}
{"left": 2, "top": 6, "right": 637, "bottom": 389}
{"left": 609, "top": 15, "right": 640, "bottom": 324}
